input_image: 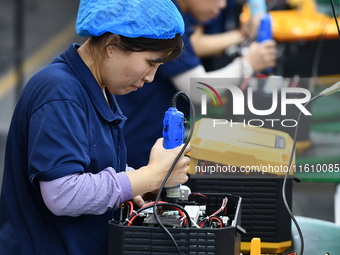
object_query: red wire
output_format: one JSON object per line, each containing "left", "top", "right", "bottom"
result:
{"left": 208, "top": 217, "right": 223, "bottom": 228}
{"left": 199, "top": 198, "right": 227, "bottom": 228}
{"left": 189, "top": 193, "right": 208, "bottom": 205}
{"left": 127, "top": 201, "right": 187, "bottom": 226}
{"left": 211, "top": 198, "right": 226, "bottom": 217}
{"left": 199, "top": 221, "right": 205, "bottom": 228}
{"left": 199, "top": 217, "right": 223, "bottom": 228}
{"left": 191, "top": 193, "right": 207, "bottom": 199}
{"left": 125, "top": 201, "right": 134, "bottom": 216}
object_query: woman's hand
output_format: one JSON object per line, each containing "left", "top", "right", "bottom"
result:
{"left": 132, "top": 195, "right": 144, "bottom": 208}
{"left": 125, "top": 138, "right": 191, "bottom": 197}
{"left": 147, "top": 138, "right": 190, "bottom": 188}
{"left": 244, "top": 40, "right": 277, "bottom": 72}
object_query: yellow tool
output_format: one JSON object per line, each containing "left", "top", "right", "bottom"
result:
{"left": 250, "top": 238, "right": 262, "bottom": 255}
{"left": 241, "top": 0, "right": 340, "bottom": 42}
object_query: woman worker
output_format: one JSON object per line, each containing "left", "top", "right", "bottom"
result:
{"left": 0, "top": 0, "right": 190, "bottom": 254}
{"left": 116, "top": 0, "right": 277, "bottom": 169}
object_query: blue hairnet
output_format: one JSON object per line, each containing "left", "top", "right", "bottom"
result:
{"left": 76, "top": 0, "right": 185, "bottom": 39}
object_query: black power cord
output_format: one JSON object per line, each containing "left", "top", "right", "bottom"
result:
{"left": 329, "top": 0, "right": 340, "bottom": 37}
{"left": 282, "top": 94, "right": 320, "bottom": 255}
{"left": 153, "top": 91, "right": 196, "bottom": 255}
{"left": 283, "top": 81, "right": 340, "bottom": 255}
{"left": 283, "top": 4, "right": 340, "bottom": 254}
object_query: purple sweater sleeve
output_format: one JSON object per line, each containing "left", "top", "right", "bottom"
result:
{"left": 39, "top": 167, "right": 133, "bottom": 217}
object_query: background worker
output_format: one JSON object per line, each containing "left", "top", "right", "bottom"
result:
{"left": 116, "top": 0, "right": 277, "bottom": 169}
{"left": 0, "top": 0, "right": 190, "bottom": 254}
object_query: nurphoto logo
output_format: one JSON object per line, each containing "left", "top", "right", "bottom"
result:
{"left": 193, "top": 78, "right": 312, "bottom": 128}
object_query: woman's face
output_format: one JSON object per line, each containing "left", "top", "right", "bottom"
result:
{"left": 186, "top": 0, "right": 227, "bottom": 23}
{"left": 100, "top": 48, "right": 165, "bottom": 95}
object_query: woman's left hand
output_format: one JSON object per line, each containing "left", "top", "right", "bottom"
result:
{"left": 132, "top": 195, "right": 144, "bottom": 208}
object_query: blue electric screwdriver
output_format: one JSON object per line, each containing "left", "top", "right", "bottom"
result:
{"left": 162, "top": 95, "right": 185, "bottom": 202}
{"left": 257, "top": 12, "right": 273, "bottom": 74}
{"left": 257, "top": 13, "right": 272, "bottom": 43}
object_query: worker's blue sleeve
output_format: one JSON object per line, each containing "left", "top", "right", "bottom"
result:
{"left": 28, "top": 100, "right": 90, "bottom": 186}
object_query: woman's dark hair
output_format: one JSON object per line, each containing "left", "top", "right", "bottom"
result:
{"left": 90, "top": 33, "right": 183, "bottom": 63}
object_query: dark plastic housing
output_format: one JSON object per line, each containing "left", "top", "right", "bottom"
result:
{"left": 108, "top": 194, "right": 242, "bottom": 255}
{"left": 186, "top": 177, "right": 293, "bottom": 244}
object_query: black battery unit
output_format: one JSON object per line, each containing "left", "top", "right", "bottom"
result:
{"left": 188, "top": 118, "right": 295, "bottom": 254}
{"left": 186, "top": 176, "right": 293, "bottom": 254}
{"left": 108, "top": 193, "right": 242, "bottom": 255}
{"left": 275, "top": 39, "right": 340, "bottom": 78}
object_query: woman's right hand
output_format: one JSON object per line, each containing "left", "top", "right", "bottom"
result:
{"left": 147, "top": 138, "right": 191, "bottom": 188}
{"left": 125, "top": 138, "right": 190, "bottom": 197}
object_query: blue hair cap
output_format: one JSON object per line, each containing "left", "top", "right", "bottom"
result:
{"left": 75, "top": 0, "right": 185, "bottom": 39}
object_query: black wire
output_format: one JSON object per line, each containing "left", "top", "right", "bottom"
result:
{"left": 283, "top": 4, "right": 340, "bottom": 254}
{"left": 153, "top": 91, "right": 196, "bottom": 255}
{"left": 310, "top": 18, "right": 328, "bottom": 91}
{"left": 282, "top": 94, "right": 321, "bottom": 255}
{"left": 330, "top": 0, "right": 340, "bottom": 37}
{"left": 307, "top": 1, "right": 339, "bottom": 91}
{"left": 282, "top": 3, "right": 340, "bottom": 249}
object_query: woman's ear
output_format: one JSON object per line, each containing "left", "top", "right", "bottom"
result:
{"left": 105, "top": 34, "right": 121, "bottom": 56}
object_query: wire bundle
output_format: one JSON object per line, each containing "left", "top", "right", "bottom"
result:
{"left": 122, "top": 200, "right": 190, "bottom": 227}
{"left": 198, "top": 197, "right": 227, "bottom": 229}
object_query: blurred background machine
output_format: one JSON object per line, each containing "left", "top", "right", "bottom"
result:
{"left": 268, "top": 0, "right": 340, "bottom": 78}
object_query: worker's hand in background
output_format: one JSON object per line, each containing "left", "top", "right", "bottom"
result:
{"left": 244, "top": 40, "right": 277, "bottom": 72}
{"left": 148, "top": 138, "right": 190, "bottom": 189}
